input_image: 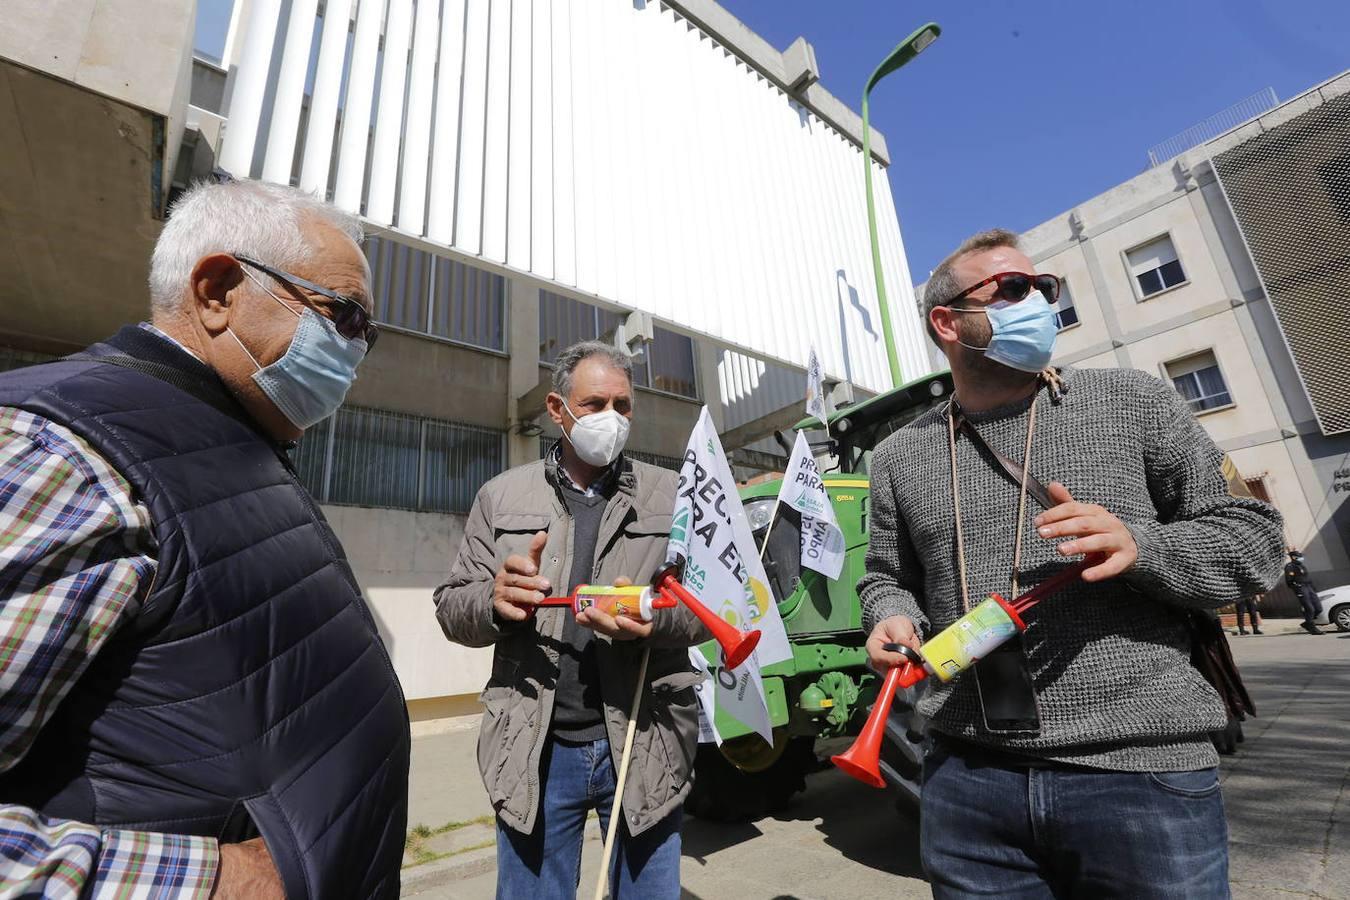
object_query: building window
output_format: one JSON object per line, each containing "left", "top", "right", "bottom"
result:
{"left": 629, "top": 449, "right": 686, "bottom": 471}
{"left": 430, "top": 255, "right": 506, "bottom": 350}
{"left": 1051, "top": 279, "right": 1078, "bottom": 331}
{"left": 539, "top": 292, "right": 698, "bottom": 399}
{"left": 1244, "top": 476, "right": 1274, "bottom": 505}
{"left": 539, "top": 291, "right": 605, "bottom": 365}
{"left": 1165, "top": 351, "right": 1233, "bottom": 413}
{"left": 294, "top": 406, "right": 505, "bottom": 513}
{"left": 1126, "top": 235, "right": 1186, "bottom": 298}
{"left": 649, "top": 326, "right": 698, "bottom": 397}
{"left": 365, "top": 235, "right": 505, "bottom": 351}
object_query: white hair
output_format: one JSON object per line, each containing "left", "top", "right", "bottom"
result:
{"left": 148, "top": 179, "right": 364, "bottom": 316}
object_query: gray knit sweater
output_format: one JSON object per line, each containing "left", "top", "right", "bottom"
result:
{"left": 858, "top": 367, "right": 1285, "bottom": 771}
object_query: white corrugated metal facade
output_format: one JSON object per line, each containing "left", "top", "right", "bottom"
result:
{"left": 218, "top": 0, "right": 931, "bottom": 394}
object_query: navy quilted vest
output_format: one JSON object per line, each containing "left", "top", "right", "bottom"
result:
{"left": 0, "top": 326, "right": 409, "bottom": 899}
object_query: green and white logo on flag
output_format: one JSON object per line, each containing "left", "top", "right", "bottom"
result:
{"left": 666, "top": 408, "right": 790, "bottom": 744}
{"left": 779, "top": 431, "right": 845, "bottom": 580}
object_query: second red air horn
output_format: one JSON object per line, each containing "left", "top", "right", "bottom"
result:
{"left": 654, "top": 571, "right": 761, "bottom": 671}
{"left": 832, "top": 556, "right": 1100, "bottom": 787}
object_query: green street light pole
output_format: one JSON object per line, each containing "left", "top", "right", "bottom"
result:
{"left": 862, "top": 23, "right": 941, "bottom": 387}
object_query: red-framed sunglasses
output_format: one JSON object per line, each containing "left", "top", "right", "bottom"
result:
{"left": 946, "top": 271, "right": 1061, "bottom": 306}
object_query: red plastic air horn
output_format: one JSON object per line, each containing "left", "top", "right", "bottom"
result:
{"left": 831, "top": 556, "right": 1100, "bottom": 788}
{"left": 653, "top": 568, "right": 761, "bottom": 671}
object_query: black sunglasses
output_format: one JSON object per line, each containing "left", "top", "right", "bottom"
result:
{"left": 947, "top": 271, "right": 1061, "bottom": 307}
{"left": 234, "top": 254, "right": 380, "bottom": 350}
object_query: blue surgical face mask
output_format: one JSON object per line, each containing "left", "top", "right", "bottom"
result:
{"left": 230, "top": 272, "right": 367, "bottom": 429}
{"left": 954, "top": 290, "right": 1059, "bottom": 373}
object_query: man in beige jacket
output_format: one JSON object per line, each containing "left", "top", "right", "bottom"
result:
{"left": 436, "top": 340, "right": 707, "bottom": 899}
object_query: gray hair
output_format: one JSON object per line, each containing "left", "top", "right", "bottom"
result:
{"left": 921, "top": 228, "right": 1021, "bottom": 344}
{"left": 552, "top": 340, "right": 633, "bottom": 397}
{"left": 148, "top": 179, "right": 363, "bottom": 317}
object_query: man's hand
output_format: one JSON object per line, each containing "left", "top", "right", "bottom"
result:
{"left": 492, "top": 531, "right": 551, "bottom": 622}
{"left": 1034, "top": 482, "right": 1138, "bottom": 582}
{"left": 212, "top": 837, "right": 283, "bottom": 900}
{"left": 576, "top": 576, "right": 653, "bottom": 641}
{"left": 866, "top": 615, "right": 921, "bottom": 673}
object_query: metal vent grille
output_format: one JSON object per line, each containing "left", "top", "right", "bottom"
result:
{"left": 1212, "top": 90, "right": 1350, "bottom": 436}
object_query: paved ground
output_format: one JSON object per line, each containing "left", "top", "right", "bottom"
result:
{"left": 402, "top": 620, "right": 1349, "bottom": 898}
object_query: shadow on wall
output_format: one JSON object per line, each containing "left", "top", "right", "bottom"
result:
{"left": 835, "top": 269, "right": 868, "bottom": 388}
{"left": 364, "top": 588, "right": 396, "bottom": 662}
{"left": 1305, "top": 439, "right": 1350, "bottom": 589}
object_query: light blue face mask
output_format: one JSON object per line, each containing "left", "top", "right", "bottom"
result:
{"left": 954, "top": 290, "right": 1059, "bottom": 373}
{"left": 230, "top": 272, "right": 367, "bottom": 429}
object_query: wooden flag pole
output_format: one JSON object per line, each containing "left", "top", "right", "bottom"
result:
{"left": 593, "top": 646, "right": 651, "bottom": 900}
{"left": 757, "top": 499, "right": 783, "bottom": 562}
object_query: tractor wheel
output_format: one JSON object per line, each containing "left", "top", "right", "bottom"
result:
{"left": 685, "top": 730, "right": 815, "bottom": 822}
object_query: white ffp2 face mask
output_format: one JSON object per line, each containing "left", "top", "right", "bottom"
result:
{"left": 562, "top": 402, "right": 631, "bottom": 467}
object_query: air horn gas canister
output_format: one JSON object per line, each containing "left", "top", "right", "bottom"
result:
{"left": 831, "top": 556, "right": 1100, "bottom": 788}
{"left": 533, "top": 584, "right": 679, "bottom": 621}
{"left": 516, "top": 566, "right": 762, "bottom": 672}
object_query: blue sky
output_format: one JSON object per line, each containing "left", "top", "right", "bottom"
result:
{"left": 721, "top": 0, "right": 1350, "bottom": 279}
{"left": 195, "top": 0, "right": 1350, "bottom": 280}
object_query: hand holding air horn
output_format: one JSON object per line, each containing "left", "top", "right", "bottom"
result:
{"left": 832, "top": 556, "right": 1102, "bottom": 787}
{"left": 518, "top": 563, "right": 762, "bottom": 672}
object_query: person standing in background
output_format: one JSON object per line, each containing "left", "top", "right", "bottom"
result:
{"left": 1285, "top": 548, "right": 1325, "bottom": 634}
{"left": 1234, "top": 595, "right": 1263, "bottom": 635}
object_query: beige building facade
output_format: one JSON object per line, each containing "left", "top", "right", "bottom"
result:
{"left": 1008, "top": 72, "right": 1350, "bottom": 602}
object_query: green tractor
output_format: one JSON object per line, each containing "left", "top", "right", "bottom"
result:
{"left": 685, "top": 368, "right": 955, "bottom": 821}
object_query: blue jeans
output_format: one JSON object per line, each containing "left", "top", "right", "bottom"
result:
{"left": 496, "top": 736, "right": 682, "bottom": 899}
{"left": 921, "top": 743, "right": 1229, "bottom": 899}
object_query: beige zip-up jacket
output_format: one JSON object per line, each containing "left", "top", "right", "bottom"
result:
{"left": 434, "top": 453, "right": 709, "bottom": 837}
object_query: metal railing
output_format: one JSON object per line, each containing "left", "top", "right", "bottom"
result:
{"left": 1147, "top": 87, "right": 1278, "bottom": 167}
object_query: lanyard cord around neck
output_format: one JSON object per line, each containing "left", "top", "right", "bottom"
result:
{"left": 947, "top": 391, "right": 1039, "bottom": 611}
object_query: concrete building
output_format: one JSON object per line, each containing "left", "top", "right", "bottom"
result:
{"left": 1, "top": 0, "right": 934, "bottom": 727}
{"left": 919, "top": 74, "right": 1350, "bottom": 605}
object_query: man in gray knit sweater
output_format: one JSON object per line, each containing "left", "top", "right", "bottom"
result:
{"left": 860, "top": 229, "right": 1285, "bottom": 898}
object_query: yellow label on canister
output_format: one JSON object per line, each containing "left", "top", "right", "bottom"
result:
{"left": 572, "top": 585, "right": 652, "bottom": 620}
{"left": 919, "top": 597, "right": 1020, "bottom": 683}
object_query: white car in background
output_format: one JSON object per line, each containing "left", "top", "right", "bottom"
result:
{"left": 1315, "top": 584, "right": 1350, "bottom": 632}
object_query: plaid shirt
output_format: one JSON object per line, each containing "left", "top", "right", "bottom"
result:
{"left": 0, "top": 407, "right": 218, "bottom": 897}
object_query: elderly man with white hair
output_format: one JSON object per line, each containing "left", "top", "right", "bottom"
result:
{"left": 0, "top": 178, "right": 410, "bottom": 898}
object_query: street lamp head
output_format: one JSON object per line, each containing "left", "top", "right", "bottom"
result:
{"left": 866, "top": 23, "right": 942, "bottom": 93}
{"left": 912, "top": 24, "right": 940, "bottom": 54}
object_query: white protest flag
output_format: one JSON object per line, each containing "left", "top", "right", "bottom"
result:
{"left": 666, "top": 407, "right": 790, "bottom": 745}
{"left": 689, "top": 648, "right": 721, "bottom": 744}
{"left": 778, "top": 431, "right": 846, "bottom": 579}
{"left": 805, "top": 346, "right": 834, "bottom": 428}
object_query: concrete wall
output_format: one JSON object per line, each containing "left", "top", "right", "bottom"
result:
{"left": 323, "top": 505, "right": 484, "bottom": 703}
{"left": 1, "top": 0, "right": 195, "bottom": 210}
{"left": 1017, "top": 102, "right": 1350, "bottom": 589}
{"left": 345, "top": 329, "right": 511, "bottom": 429}
{"left": 0, "top": 1, "right": 199, "bottom": 353}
